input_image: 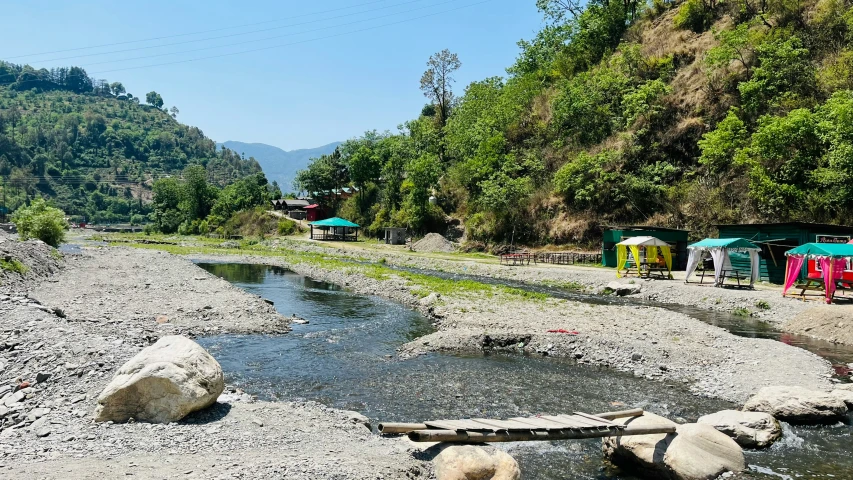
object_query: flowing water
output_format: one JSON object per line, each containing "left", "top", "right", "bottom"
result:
{"left": 196, "top": 262, "right": 853, "bottom": 479}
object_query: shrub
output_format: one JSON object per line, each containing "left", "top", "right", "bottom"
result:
{"left": 0, "top": 258, "right": 28, "bottom": 274}
{"left": 11, "top": 198, "right": 68, "bottom": 247}
{"left": 673, "top": 0, "right": 713, "bottom": 33}
{"left": 277, "top": 219, "right": 297, "bottom": 236}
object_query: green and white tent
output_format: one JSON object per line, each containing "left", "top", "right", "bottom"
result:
{"left": 685, "top": 238, "right": 761, "bottom": 286}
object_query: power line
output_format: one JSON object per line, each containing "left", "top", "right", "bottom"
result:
{"left": 73, "top": 0, "right": 458, "bottom": 69}
{"left": 91, "top": 1, "right": 492, "bottom": 75}
{"left": 1, "top": 0, "right": 491, "bottom": 82}
{"left": 33, "top": 0, "right": 434, "bottom": 65}
{"left": 3, "top": 0, "right": 393, "bottom": 60}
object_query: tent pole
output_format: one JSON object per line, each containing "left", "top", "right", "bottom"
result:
{"left": 827, "top": 260, "right": 835, "bottom": 304}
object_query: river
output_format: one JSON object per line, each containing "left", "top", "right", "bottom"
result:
{"left": 196, "top": 262, "right": 853, "bottom": 479}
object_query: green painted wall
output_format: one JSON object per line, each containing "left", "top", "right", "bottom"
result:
{"left": 717, "top": 224, "right": 853, "bottom": 283}
{"left": 602, "top": 228, "right": 690, "bottom": 269}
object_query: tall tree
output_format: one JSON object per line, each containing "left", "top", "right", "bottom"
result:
{"left": 110, "top": 82, "right": 125, "bottom": 96}
{"left": 145, "top": 91, "right": 164, "bottom": 109}
{"left": 420, "top": 49, "right": 462, "bottom": 130}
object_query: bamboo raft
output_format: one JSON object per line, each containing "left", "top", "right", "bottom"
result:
{"left": 379, "top": 408, "right": 673, "bottom": 443}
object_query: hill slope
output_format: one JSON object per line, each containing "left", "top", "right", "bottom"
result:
{"left": 293, "top": 0, "right": 853, "bottom": 244}
{"left": 217, "top": 141, "right": 342, "bottom": 192}
{"left": 0, "top": 62, "right": 262, "bottom": 223}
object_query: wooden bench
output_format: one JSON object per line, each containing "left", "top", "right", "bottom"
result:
{"left": 718, "top": 269, "right": 750, "bottom": 288}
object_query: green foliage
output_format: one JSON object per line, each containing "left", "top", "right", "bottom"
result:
{"left": 673, "top": 0, "right": 715, "bottom": 33}
{"left": 0, "top": 62, "right": 261, "bottom": 223}
{"left": 738, "top": 36, "right": 815, "bottom": 116}
{"left": 621, "top": 79, "right": 672, "bottom": 127}
{"left": 277, "top": 219, "right": 298, "bottom": 236}
{"left": 0, "top": 258, "right": 28, "bottom": 274}
{"left": 698, "top": 108, "right": 749, "bottom": 174}
{"left": 11, "top": 198, "right": 68, "bottom": 246}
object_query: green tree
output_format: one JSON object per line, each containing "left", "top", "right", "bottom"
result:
{"left": 110, "top": 82, "right": 125, "bottom": 96}
{"left": 145, "top": 91, "right": 164, "bottom": 109}
{"left": 11, "top": 198, "right": 68, "bottom": 246}
{"left": 420, "top": 49, "right": 462, "bottom": 129}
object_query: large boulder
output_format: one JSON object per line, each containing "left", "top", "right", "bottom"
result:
{"left": 433, "top": 445, "right": 520, "bottom": 480}
{"left": 696, "top": 410, "right": 781, "bottom": 448}
{"left": 603, "top": 412, "right": 744, "bottom": 480}
{"left": 742, "top": 386, "right": 848, "bottom": 424}
{"left": 94, "top": 336, "right": 224, "bottom": 423}
{"left": 663, "top": 424, "right": 745, "bottom": 479}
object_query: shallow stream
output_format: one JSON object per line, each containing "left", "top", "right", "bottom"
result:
{"left": 196, "top": 262, "right": 853, "bottom": 479}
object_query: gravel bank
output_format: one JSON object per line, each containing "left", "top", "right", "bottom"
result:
{"left": 1, "top": 244, "right": 427, "bottom": 479}
{"left": 271, "top": 239, "right": 812, "bottom": 324}
{"left": 189, "top": 251, "right": 834, "bottom": 404}
{"left": 785, "top": 305, "right": 853, "bottom": 346}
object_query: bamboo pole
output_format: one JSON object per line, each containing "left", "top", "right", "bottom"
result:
{"left": 593, "top": 408, "right": 644, "bottom": 420}
{"left": 407, "top": 425, "right": 676, "bottom": 443}
{"left": 378, "top": 409, "right": 644, "bottom": 435}
{"left": 378, "top": 423, "right": 428, "bottom": 434}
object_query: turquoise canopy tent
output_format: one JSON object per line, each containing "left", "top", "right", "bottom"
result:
{"left": 685, "top": 238, "right": 761, "bottom": 287}
{"left": 783, "top": 243, "right": 853, "bottom": 303}
{"left": 309, "top": 217, "right": 360, "bottom": 241}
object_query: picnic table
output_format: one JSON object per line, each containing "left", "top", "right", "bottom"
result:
{"left": 621, "top": 260, "right": 668, "bottom": 279}
{"left": 718, "top": 269, "right": 751, "bottom": 289}
{"left": 792, "top": 274, "right": 852, "bottom": 300}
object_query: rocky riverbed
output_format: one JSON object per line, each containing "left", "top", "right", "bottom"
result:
{"left": 188, "top": 250, "right": 834, "bottom": 404}
{"left": 0, "top": 244, "right": 428, "bottom": 479}
{"left": 264, "top": 239, "right": 815, "bottom": 324}
{"left": 0, "top": 237, "right": 843, "bottom": 478}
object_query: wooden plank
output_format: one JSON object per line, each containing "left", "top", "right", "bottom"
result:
{"left": 409, "top": 424, "right": 677, "bottom": 443}
{"left": 574, "top": 412, "right": 618, "bottom": 426}
{"left": 425, "top": 420, "right": 474, "bottom": 431}
{"left": 538, "top": 415, "right": 585, "bottom": 429}
{"left": 575, "top": 412, "right": 618, "bottom": 427}
{"left": 469, "top": 419, "right": 531, "bottom": 431}
{"left": 558, "top": 414, "right": 604, "bottom": 429}
{"left": 508, "top": 417, "right": 564, "bottom": 430}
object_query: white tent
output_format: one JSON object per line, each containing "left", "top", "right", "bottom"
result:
{"left": 615, "top": 236, "right": 673, "bottom": 278}
{"left": 684, "top": 238, "right": 761, "bottom": 287}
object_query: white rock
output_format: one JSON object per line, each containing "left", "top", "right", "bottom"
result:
{"left": 664, "top": 424, "right": 745, "bottom": 479}
{"left": 603, "top": 412, "right": 744, "bottom": 479}
{"left": 742, "top": 386, "right": 848, "bottom": 424}
{"left": 434, "top": 445, "right": 520, "bottom": 480}
{"left": 830, "top": 389, "right": 853, "bottom": 408}
{"left": 697, "top": 410, "right": 781, "bottom": 448}
{"left": 93, "top": 335, "right": 224, "bottom": 423}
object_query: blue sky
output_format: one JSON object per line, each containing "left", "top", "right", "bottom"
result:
{"left": 1, "top": 0, "right": 544, "bottom": 151}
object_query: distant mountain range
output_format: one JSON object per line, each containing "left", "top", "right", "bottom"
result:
{"left": 217, "top": 141, "right": 342, "bottom": 192}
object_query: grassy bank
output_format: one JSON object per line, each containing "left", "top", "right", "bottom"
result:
{"left": 104, "top": 233, "right": 548, "bottom": 303}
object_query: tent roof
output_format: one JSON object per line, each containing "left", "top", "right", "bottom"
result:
{"left": 688, "top": 238, "right": 759, "bottom": 250}
{"left": 616, "top": 236, "right": 670, "bottom": 247}
{"left": 785, "top": 243, "right": 853, "bottom": 258}
{"left": 309, "top": 217, "right": 360, "bottom": 228}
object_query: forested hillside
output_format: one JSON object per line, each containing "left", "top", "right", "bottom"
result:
{"left": 296, "top": 0, "right": 853, "bottom": 247}
{"left": 0, "top": 62, "right": 262, "bottom": 223}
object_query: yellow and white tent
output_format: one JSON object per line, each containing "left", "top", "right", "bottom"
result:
{"left": 615, "top": 236, "right": 673, "bottom": 278}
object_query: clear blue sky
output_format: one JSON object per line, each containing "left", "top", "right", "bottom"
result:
{"left": 1, "top": 1, "right": 544, "bottom": 151}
